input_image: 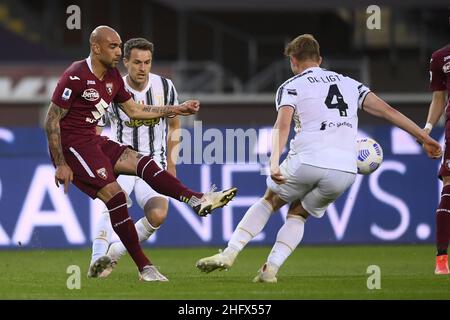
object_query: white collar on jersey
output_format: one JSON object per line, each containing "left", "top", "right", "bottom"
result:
{"left": 302, "top": 66, "right": 321, "bottom": 73}
{"left": 85, "top": 56, "right": 94, "bottom": 73}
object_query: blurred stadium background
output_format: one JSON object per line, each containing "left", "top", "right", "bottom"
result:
{"left": 0, "top": 0, "right": 450, "bottom": 292}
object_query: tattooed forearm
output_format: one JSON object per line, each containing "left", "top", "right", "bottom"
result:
{"left": 44, "top": 103, "right": 68, "bottom": 166}
{"left": 142, "top": 105, "right": 175, "bottom": 115}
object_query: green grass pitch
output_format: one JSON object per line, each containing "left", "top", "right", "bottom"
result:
{"left": 0, "top": 245, "right": 449, "bottom": 299}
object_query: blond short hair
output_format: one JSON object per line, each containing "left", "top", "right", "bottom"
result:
{"left": 284, "top": 34, "right": 320, "bottom": 62}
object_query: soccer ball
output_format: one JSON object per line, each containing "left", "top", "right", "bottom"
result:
{"left": 356, "top": 137, "right": 383, "bottom": 175}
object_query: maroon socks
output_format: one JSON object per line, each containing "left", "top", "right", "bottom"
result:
{"left": 106, "top": 191, "right": 150, "bottom": 271}
{"left": 436, "top": 185, "right": 450, "bottom": 256}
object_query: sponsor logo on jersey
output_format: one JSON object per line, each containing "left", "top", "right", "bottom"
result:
{"left": 87, "top": 80, "right": 96, "bottom": 85}
{"left": 82, "top": 88, "right": 100, "bottom": 101}
{"left": 106, "top": 82, "right": 113, "bottom": 95}
{"left": 69, "top": 76, "right": 80, "bottom": 81}
{"left": 96, "top": 168, "right": 108, "bottom": 180}
{"left": 62, "top": 88, "right": 72, "bottom": 100}
{"left": 319, "top": 121, "right": 353, "bottom": 130}
{"left": 125, "top": 118, "right": 161, "bottom": 128}
{"left": 443, "top": 62, "right": 450, "bottom": 74}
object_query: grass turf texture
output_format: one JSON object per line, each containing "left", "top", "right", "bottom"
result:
{"left": 0, "top": 245, "right": 449, "bottom": 299}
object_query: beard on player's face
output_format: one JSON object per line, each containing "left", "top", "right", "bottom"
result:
{"left": 99, "top": 54, "right": 118, "bottom": 68}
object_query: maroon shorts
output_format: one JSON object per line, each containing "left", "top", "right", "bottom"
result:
{"left": 56, "top": 137, "right": 129, "bottom": 199}
{"left": 439, "top": 142, "right": 450, "bottom": 179}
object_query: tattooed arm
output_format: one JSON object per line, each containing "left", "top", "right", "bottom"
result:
{"left": 44, "top": 102, "right": 73, "bottom": 193}
{"left": 119, "top": 98, "right": 200, "bottom": 120}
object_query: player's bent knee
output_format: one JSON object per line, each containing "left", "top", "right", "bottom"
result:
{"left": 147, "top": 209, "right": 168, "bottom": 227}
{"left": 97, "top": 181, "right": 124, "bottom": 203}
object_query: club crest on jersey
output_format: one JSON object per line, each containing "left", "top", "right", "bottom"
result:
{"left": 82, "top": 88, "right": 99, "bottom": 101}
{"left": 96, "top": 168, "right": 108, "bottom": 180}
{"left": 443, "top": 62, "right": 450, "bottom": 74}
{"left": 106, "top": 82, "right": 113, "bottom": 95}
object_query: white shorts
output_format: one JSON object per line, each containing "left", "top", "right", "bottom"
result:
{"left": 266, "top": 155, "right": 356, "bottom": 218}
{"left": 117, "top": 175, "right": 168, "bottom": 209}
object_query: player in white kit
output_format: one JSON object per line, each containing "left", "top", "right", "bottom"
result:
{"left": 89, "top": 38, "right": 180, "bottom": 280}
{"left": 196, "top": 34, "right": 442, "bottom": 282}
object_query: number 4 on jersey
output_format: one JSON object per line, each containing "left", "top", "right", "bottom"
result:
{"left": 325, "top": 84, "right": 348, "bottom": 117}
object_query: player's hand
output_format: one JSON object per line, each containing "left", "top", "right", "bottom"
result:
{"left": 175, "top": 100, "right": 200, "bottom": 116}
{"left": 55, "top": 164, "right": 73, "bottom": 194}
{"left": 422, "top": 137, "right": 442, "bottom": 159}
{"left": 416, "top": 128, "right": 432, "bottom": 145}
{"left": 270, "top": 166, "right": 286, "bottom": 185}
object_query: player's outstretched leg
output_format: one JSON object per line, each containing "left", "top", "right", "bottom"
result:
{"left": 135, "top": 155, "right": 237, "bottom": 216}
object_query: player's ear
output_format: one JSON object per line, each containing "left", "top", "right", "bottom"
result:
{"left": 289, "top": 55, "right": 295, "bottom": 66}
{"left": 123, "top": 58, "right": 129, "bottom": 68}
{"left": 318, "top": 56, "right": 323, "bottom": 65}
{"left": 92, "top": 43, "right": 101, "bottom": 55}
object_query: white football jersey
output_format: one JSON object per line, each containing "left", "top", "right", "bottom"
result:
{"left": 102, "top": 73, "right": 178, "bottom": 169}
{"left": 275, "top": 67, "right": 370, "bottom": 173}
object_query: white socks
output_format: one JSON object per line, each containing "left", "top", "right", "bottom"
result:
{"left": 91, "top": 212, "right": 112, "bottom": 265}
{"left": 111, "top": 217, "right": 159, "bottom": 257}
{"left": 91, "top": 214, "right": 158, "bottom": 264}
{"left": 267, "top": 214, "right": 305, "bottom": 269}
{"left": 225, "top": 198, "right": 273, "bottom": 258}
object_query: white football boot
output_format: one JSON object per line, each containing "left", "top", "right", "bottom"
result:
{"left": 196, "top": 250, "right": 236, "bottom": 273}
{"left": 139, "top": 265, "right": 169, "bottom": 282}
{"left": 87, "top": 255, "right": 113, "bottom": 278}
{"left": 192, "top": 187, "right": 238, "bottom": 217}
{"left": 252, "top": 263, "right": 278, "bottom": 283}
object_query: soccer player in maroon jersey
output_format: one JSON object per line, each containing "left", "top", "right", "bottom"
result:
{"left": 44, "top": 26, "right": 237, "bottom": 281}
{"left": 423, "top": 41, "right": 450, "bottom": 275}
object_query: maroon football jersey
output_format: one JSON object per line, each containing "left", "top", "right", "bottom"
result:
{"left": 429, "top": 44, "right": 450, "bottom": 101}
{"left": 51, "top": 57, "right": 131, "bottom": 149}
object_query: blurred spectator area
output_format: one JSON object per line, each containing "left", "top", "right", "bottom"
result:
{"left": 0, "top": 0, "right": 448, "bottom": 126}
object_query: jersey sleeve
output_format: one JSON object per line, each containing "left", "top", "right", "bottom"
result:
{"left": 51, "top": 70, "right": 81, "bottom": 109}
{"left": 113, "top": 69, "right": 132, "bottom": 103}
{"left": 168, "top": 79, "right": 179, "bottom": 105}
{"left": 275, "top": 84, "right": 297, "bottom": 111}
{"left": 356, "top": 82, "right": 371, "bottom": 109}
{"left": 429, "top": 52, "right": 446, "bottom": 92}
